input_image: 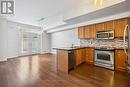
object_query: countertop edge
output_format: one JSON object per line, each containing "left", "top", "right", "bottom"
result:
{"left": 53, "top": 47, "right": 126, "bottom": 51}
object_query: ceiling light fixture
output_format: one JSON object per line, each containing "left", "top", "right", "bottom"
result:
{"left": 94, "top": 0, "right": 97, "bottom": 5}
{"left": 94, "top": 0, "right": 104, "bottom": 6}
{"left": 38, "top": 18, "right": 45, "bottom": 22}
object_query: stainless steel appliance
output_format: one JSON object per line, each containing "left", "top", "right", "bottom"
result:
{"left": 96, "top": 30, "right": 114, "bottom": 39}
{"left": 68, "top": 50, "right": 76, "bottom": 70}
{"left": 123, "top": 24, "right": 130, "bottom": 73}
{"left": 95, "top": 48, "right": 114, "bottom": 70}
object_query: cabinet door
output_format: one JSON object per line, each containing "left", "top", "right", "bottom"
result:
{"left": 75, "top": 49, "right": 85, "bottom": 66}
{"left": 95, "top": 23, "right": 104, "bottom": 32}
{"left": 89, "top": 48, "right": 94, "bottom": 64}
{"left": 85, "top": 48, "right": 94, "bottom": 64}
{"left": 114, "top": 18, "right": 128, "bottom": 37}
{"left": 104, "top": 21, "right": 114, "bottom": 31}
{"left": 75, "top": 49, "right": 82, "bottom": 66}
{"left": 84, "top": 26, "right": 89, "bottom": 38}
{"left": 81, "top": 49, "right": 85, "bottom": 63}
{"left": 84, "top": 25, "right": 96, "bottom": 39}
{"left": 78, "top": 26, "right": 85, "bottom": 39}
{"left": 115, "top": 50, "right": 128, "bottom": 71}
{"left": 89, "top": 25, "right": 96, "bottom": 39}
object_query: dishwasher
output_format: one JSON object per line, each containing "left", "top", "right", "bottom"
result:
{"left": 68, "top": 50, "right": 76, "bottom": 70}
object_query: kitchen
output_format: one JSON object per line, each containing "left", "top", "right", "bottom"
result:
{"left": 0, "top": 0, "right": 130, "bottom": 87}
{"left": 56, "top": 17, "right": 130, "bottom": 73}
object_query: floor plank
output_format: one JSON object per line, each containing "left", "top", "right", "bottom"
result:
{"left": 0, "top": 54, "right": 129, "bottom": 87}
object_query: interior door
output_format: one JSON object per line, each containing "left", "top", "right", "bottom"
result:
{"left": 31, "top": 36, "right": 40, "bottom": 54}
{"left": 21, "top": 32, "right": 40, "bottom": 55}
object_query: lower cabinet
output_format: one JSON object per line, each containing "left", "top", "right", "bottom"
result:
{"left": 75, "top": 48, "right": 128, "bottom": 72}
{"left": 75, "top": 49, "right": 85, "bottom": 66}
{"left": 75, "top": 48, "right": 94, "bottom": 66}
{"left": 85, "top": 48, "right": 94, "bottom": 64}
{"left": 115, "top": 50, "right": 128, "bottom": 72}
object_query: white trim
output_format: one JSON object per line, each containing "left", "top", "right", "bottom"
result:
{"left": 47, "top": 11, "right": 130, "bottom": 33}
{"left": 40, "top": 51, "right": 51, "bottom": 54}
{"left": 0, "top": 58, "right": 7, "bottom": 62}
{"left": 7, "top": 56, "right": 19, "bottom": 59}
{"left": 50, "top": 51, "right": 57, "bottom": 54}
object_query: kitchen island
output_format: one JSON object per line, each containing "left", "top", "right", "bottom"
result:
{"left": 56, "top": 48, "right": 76, "bottom": 74}
{"left": 55, "top": 47, "right": 86, "bottom": 74}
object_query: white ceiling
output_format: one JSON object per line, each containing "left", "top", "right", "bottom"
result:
{"left": 3, "top": 0, "right": 130, "bottom": 32}
{"left": 6, "top": 0, "right": 93, "bottom": 25}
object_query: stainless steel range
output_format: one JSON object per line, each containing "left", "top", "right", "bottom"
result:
{"left": 94, "top": 47, "right": 114, "bottom": 70}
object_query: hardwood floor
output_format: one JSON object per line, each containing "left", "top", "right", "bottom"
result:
{"left": 0, "top": 54, "right": 129, "bottom": 87}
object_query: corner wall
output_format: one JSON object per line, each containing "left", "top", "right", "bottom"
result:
{"left": 50, "top": 28, "right": 80, "bottom": 54}
{"left": 41, "top": 32, "right": 51, "bottom": 54}
{"left": 0, "top": 18, "right": 8, "bottom": 61}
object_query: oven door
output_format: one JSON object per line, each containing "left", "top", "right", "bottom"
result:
{"left": 95, "top": 50, "right": 114, "bottom": 65}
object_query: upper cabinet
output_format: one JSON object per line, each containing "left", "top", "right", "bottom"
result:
{"left": 78, "top": 17, "right": 130, "bottom": 39}
{"left": 84, "top": 25, "right": 96, "bottom": 39}
{"left": 84, "top": 26, "right": 89, "bottom": 38}
{"left": 89, "top": 25, "right": 96, "bottom": 39}
{"left": 114, "top": 18, "right": 129, "bottom": 37}
{"left": 95, "top": 21, "right": 114, "bottom": 31}
{"left": 104, "top": 21, "right": 114, "bottom": 31}
{"left": 78, "top": 26, "right": 84, "bottom": 39}
{"left": 95, "top": 23, "right": 104, "bottom": 31}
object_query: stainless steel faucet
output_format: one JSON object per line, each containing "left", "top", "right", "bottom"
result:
{"left": 71, "top": 44, "right": 74, "bottom": 48}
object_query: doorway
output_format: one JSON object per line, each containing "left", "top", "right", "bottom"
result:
{"left": 21, "top": 32, "right": 41, "bottom": 56}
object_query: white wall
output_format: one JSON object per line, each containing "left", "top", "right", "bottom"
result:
{"left": 51, "top": 28, "right": 80, "bottom": 54}
{"left": 0, "top": 18, "right": 8, "bottom": 61}
{"left": 6, "top": 21, "right": 51, "bottom": 58}
{"left": 41, "top": 32, "right": 51, "bottom": 53}
{"left": 0, "top": 19, "right": 51, "bottom": 61}
{"left": 6, "top": 21, "right": 21, "bottom": 58}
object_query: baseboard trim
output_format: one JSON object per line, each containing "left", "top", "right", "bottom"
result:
{"left": 40, "top": 52, "right": 51, "bottom": 54}
{"left": 0, "top": 58, "right": 7, "bottom": 62}
{"left": 50, "top": 52, "right": 57, "bottom": 54}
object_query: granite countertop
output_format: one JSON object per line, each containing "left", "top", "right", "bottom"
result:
{"left": 53, "top": 46, "right": 127, "bottom": 51}
{"left": 53, "top": 47, "right": 77, "bottom": 51}
{"left": 54, "top": 46, "right": 95, "bottom": 51}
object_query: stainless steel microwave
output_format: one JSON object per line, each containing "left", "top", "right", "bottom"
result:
{"left": 96, "top": 30, "right": 114, "bottom": 39}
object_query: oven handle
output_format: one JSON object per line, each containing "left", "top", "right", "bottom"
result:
{"left": 95, "top": 61, "right": 114, "bottom": 67}
{"left": 95, "top": 51, "right": 114, "bottom": 54}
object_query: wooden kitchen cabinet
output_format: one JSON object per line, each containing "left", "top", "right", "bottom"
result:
{"left": 95, "top": 21, "right": 114, "bottom": 31}
{"left": 95, "top": 23, "right": 104, "bottom": 32}
{"left": 115, "top": 50, "right": 128, "bottom": 72}
{"left": 85, "top": 48, "right": 94, "bottom": 64}
{"left": 84, "top": 25, "right": 96, "bottom": 39}
{"left": 84, "top": 26, "right": 89, "bottom": 38}
{"left": 114, "top": 18, "right": 129, "bottom": 37}
{"left": 78, "top": 17, "right": 130, "bottom": 39}
{"left": 89, "top": 25, "right": 96, "bottom": 39}
{"left": 75, "top": 49, "right": 85, "bottom": 66}
{"left": 104, "top": 21, "right": 114, "bottom": 31}
{"left": 78, "top": 26, "right": 85, "bottom": 39}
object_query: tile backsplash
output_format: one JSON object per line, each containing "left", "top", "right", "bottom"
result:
{"left": 80, "top": 38, "right": 128, "bottom": 48}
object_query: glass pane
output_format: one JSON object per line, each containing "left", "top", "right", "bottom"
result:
{"left": 97, "top": 54, "right": 110, "bottom": 61}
